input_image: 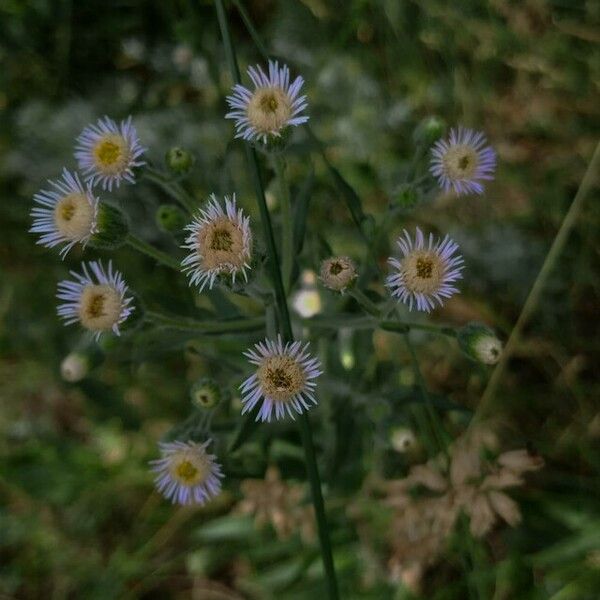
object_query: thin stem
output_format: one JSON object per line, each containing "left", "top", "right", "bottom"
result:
{"left": 146, "top": 310, "right": 265, "bottom": 334}
{"left": 348, "top": 288, "right": 381, "bottom": 318}
{"left": 230, "top": 0, "right": 270, "bottom": 60}
{"left": 475, "top": 141, "right": 600, "bottom": 422}
{"left": 403, "top": 331, "right": 449, "bottom": 455}
{"left": 214, "top": 2, "right": 339, "bottom": 596}
{"left": 125, "top": 234, "right": 181, "bottom": 270}
{"left": 143, "top": 168, "right": 196, "bottom": 214}
{"left": 380, "top": 319, "right": 456, "bottom": 337}
{"left": 273, "top": 155, "right": 294, "bottom": 294}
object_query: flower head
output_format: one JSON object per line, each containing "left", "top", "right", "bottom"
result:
{"left": 181, "top": 194, "right": 252, "bottom": 292}
{"left": 75, "top": 115, "right": 146, "bottom": 191}
{"left": 226, "top": 60, "right": 308, "bottom": 144}
{"left": 240, "top": 336, "right": 322, "bottom": 422}
{"left": 150, "top": 440, "right": 223, "bottom": 506}
{"left": 319, "top": 256, "right": 357, "bottom": 293}
{"left": 56, "top": 260, "right": 134, "bottom": 339}
{"left": 30, "top": 168, "right": 99, "bottom": 258}
{"left": 430, "top": 127, "right": 496, "bottom": 196}
{"left": 386, "top": 228, "right": 464, "bottom": 312}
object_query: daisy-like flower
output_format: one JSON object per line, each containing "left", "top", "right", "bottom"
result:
{"left": 181, "top": 194, "right": 252, "bottom": 292}
{"left": 57, "top": 260, "right": 134, "bottom": 339}
{"left": 386, "top": 227, "right": 464, "bottom": 312}
{"left": 150, "top": 440, "right": 224, "bottom": 506}
{"left": 225, "top": 60, "right": 308, "bottom": 144}
{"left": 240, "top": 335, "right": 322, "bottom": 422}
{"left": 75, "top": 115, "right": 146, "bottom": 191}
{"left": 430, "top": 127, "right": 496, "bottom": 196}
{"left": 30, "top": 168, "right": 99, "bottom": 258}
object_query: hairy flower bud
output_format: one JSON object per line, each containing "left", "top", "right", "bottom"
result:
{"left": 165, "top": 147, "right": 195, "bottom": 174}
{"left": 89, "top": 203, "right": 129, "bottom": 250}
{"left": 319, "top": 256, "right": 357, "bottom": 293}
{"left": 191, "top": 378, "right": 222, "bottom": 410}
{"left": 457, "top": 322, "right": 503, "bottom": 365}
{"left": 60, "top": 343, "right": 104, "bottom": 382}
{"left": 155, "top": 204, "right": 187, "bottom": 234}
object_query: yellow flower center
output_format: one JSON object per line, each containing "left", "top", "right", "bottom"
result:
{"left": 93, "top": 134, "right": 129, "bottom": 174}
{"left": 442, "top": 144, "right": 478, "bottom": 180}
{"left": 401, "top": 251, "right": 445, "bottom": 295}
{"left": 247, "top": 87, "right": 292, "bottom": 135}
{"left": 257, "top": 355, "right": 306, "bottom": 402}
{"left": 54, "top": 193, "right": 95, "bottom": 241}
{"left": 197, "top": 217, "right": 249, "bottom": 272}
{"left": 78, "top": 284, "right": 123, "bottom": 332}
{"left": 170, "top": 453, "right": 208, "bottom": 486}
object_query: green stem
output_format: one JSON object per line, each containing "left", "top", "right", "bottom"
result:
{"left": 146, "top": 310, "right": 265, "bottom": 334}
{"left": 214, "top": 2, "right": 339, "bottom": 596}
{"left": 380, "top": 319, "right": 456, "bottom": 337}
{"left": 143, "top": 168, "right": 196, "bottom": 214}
{"left": 273, "top": 154, "right": 293, "bottom": 294}
{"left": 475, "top": 140, "right": 600, "bottom": 422}
{"left": 230, "top": 0, "right": 270, "bottom": 60}
{"left": 403, "top": 331, "right": 449, "bottom": 455}
{"left": 125, "top": 234, "right": 181, "bottom": 271}
{"left": 348, "top": 288, "right": 381, "bottom": 318}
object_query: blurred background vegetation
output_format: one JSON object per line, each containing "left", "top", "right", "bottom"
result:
{"left": 1, "top": 0, "right": 599, "bottom": 598}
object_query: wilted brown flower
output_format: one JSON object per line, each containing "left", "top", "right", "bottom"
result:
{"left": 237, "top": 466, "right": 315, "bottom": 543}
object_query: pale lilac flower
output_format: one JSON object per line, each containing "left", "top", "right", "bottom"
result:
{"left": 225, "top": 60, "right": 308, "bottom": 144}
{"left": 181, "top": 194, "right": 252, "bottom": 292}
{"left": 30, "top": 168, "right": 99, "bottom": 258}
{"left": 240, "top": 335, "right": 322, "bottom": 422}
{"left": 386, "top": 228, "right": 464, "bottom": 312}
{"left": 56, "top": 260, "right": 134, "bottom": 339}
{"left": 430, "top": 127, "right": 496, "bottom": 196}
{"left": 150, "top": 440, "right": 223, "bottom": 506}
{"left": 75, "top": 116, "right": 146, "bottom": 191}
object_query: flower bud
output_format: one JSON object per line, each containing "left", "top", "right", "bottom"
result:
{"left": 319, "top": 256, "right": 357, "bottom": 293}
{"left": 394, "top": 184, "right": 420, "bottom": 211}
{"left": 155, "top": 204, "right": 187, "bottom": 234}
{"left": 413, "top": 116, "right": 446, "bottom": 145}
{"left": 165, "top": 147, "right": 195, "bottom": 174}
{"left": 60, "top": 344, "right": 104, "bottom": 382}
{"left": 390, "top": 427, "right": 417, "bottom": 453}
{"left": 89, "top": 203, "right": 129, "bottom": 250}
{"left": 458, "top": 322, "right": 503, "bottom": 365}
{"left": 190, "top": 377, "right": 222, "bottom": 410}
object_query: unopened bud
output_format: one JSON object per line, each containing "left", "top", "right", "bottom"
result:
{"left": 89, "top": 203, "right": 129, "bottom": 250}
{"left": 191, "top": 377, "right": 222, "bottom": 410}
{"left": 155, "top": 204, "right": 187, "bottom": 234}
{"left": 458, "top": 322, "right": 503, "bottom": 365}
{"left": 60, "top": 344, "right": 104, "bottom": 382}
{"left": 391, "top": 427, "right": 417, "bottom": 453}
{"left": 319, "top": 256, "right": 357, "bottom": 293}
{"left": 165, "top": 147, "right": 195, "bottom": 174}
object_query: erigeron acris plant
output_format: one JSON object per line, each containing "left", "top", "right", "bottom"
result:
{"left": 29, "top": 3, "right": 519, "bottom": 597}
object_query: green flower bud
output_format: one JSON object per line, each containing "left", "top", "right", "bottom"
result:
{"left": 190, "top": 378, "right": 222, "bottom": 410}
{"left": 458, "top": 322, "right": 503, "bottom": 365}
{"left": 394, "top": 184, "right": 420, "bottom": 211}
{"left": 165, "top": 147, "right": 195, "bottom": 174}
{"left": 390, "top": 427, "right": 417, "bottom": 453}
{"left": 413, "top": 116, "right": 446, "bottom": 145}
{"left": 155, "top": 204, "right": 187, "bottom": 234}
{"left": 89, "top": 203, "right": 129, "bottom": 250}
{"left": 60, "top": 343, "right": 104, "bottom": 382}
